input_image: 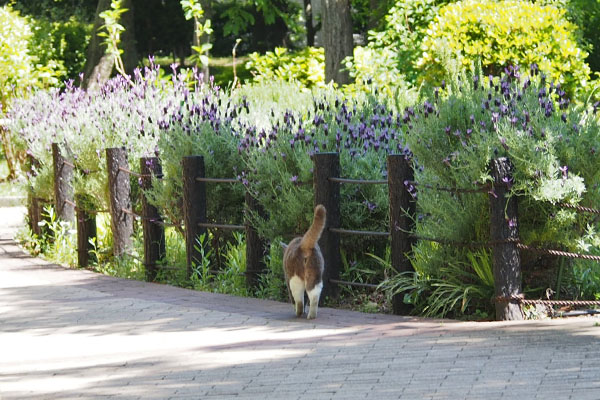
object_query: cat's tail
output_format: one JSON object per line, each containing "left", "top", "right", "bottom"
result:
{"left": 300, "top": 204, "right": 326, "bottom": 251}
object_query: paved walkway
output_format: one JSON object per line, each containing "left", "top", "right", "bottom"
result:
{"left": 1, "top": 207, "right": 600, "bottom": 400}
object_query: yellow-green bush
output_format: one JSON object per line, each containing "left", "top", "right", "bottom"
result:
{"left": 246, "top": 47, "right": 325, "bottom": 89}
{"left": 0, "top": 5, "right": 62, "bottom": 107}
{"left": 418, "top": 0, "right": 591, "bottom": 95}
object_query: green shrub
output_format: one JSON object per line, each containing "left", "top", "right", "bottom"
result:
{"left": 418, "top": 0, "right": 591, "bottom": 96}
{"left": 0, "top": 5, "right": 63, "bottom": 106}
{"left": 246, "top": 46, "right": 325, "bottom": 88}
{"left": 346, "top": 0, "right": 451, "bottom": 87}
{"left": 30, "top": 16, "right": 91, "bottom": 83}
{"left": 243, "top": 90, "right": 408, "bottom": 288}
{"left": 382, "top": 67, "right": 600, "bottom": 317}
{"left": 5, "top": 63, "right": 192, "bottom": 210}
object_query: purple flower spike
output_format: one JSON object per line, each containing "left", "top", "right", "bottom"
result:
{"left": 559, "top": 165, "right": 568, "bottom": 179}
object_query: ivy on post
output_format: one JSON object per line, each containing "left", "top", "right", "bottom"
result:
{"left": 140, "top": 157, "right": 165, "bottom": 281}
{"left": 489, "top": 157, "right": 523, "bottom": 321}
{"left": 75, "top": 194, "right": 97, "bottom": 268}
{"left": 182, "top": 156, "right": 207, "bottom": 279}
{"left": 51, "top": 143, "right": 75, "bottom": 223}
{"left": 244, "top": 191, "right": 268, "bottom": 290}
{"left": 106, "top": 147, "right": 133, "bottom": 257}
{"left": 387, "top": 154, "right": 416, "bottom": 315}
{"left": 313, "top": 152, "right": 341, "bottom": 301}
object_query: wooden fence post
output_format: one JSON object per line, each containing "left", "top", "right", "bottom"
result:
{"left": 313, "top": 152, "right": 342, "bottom": 300}
{"left": 489, "top": 157, "right": 523, "bottom": 321}
{"left": 52, "top": 143, "right": 75, "bottom": 222}
{"left": 28, "top": 193, "right": 41, "bottom": 236}
{"left": 245, "top": 192, "right": 268, "bottom": 290}
{"left": 387, "top": 154, "right": 416, "bottom": 315}
{"left": 106, "top": 147, "right": 133, "bottom": 257}
{"left": 182, "top": 156, "right": 207, "bottom": 279}
{"left": 140, "top": 156, "right": 165, "bottom": 281}
{"left": 75, "top": 194, "right": 97, "bottom": 268}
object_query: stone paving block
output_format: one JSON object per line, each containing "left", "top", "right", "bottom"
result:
{"left": 2, "top": 222, "right": 600, "bottom": 400}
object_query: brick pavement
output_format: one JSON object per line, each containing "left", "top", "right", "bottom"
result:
{"left": 1, "top": 206, "right": 600, "bottom": 399}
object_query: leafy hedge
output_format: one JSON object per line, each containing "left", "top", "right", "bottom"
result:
{"left": 0, "top": 5, "right": 63, "bottom": 107}
{"left": 418, "top": 0, "right": 591, "bottom": 95}
{"left": 246, "top": 47, "right": 325, "bottom": 89}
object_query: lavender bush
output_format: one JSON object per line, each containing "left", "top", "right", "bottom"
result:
{"left": 243, "top": 91, "right": 413, "bottom": 290}
{"left": 386, "top": 65, "right": 600, "bottom": 317}
{"left": 6, "top": 62, "right": 197, "bottom": 211}
{"left": 9, "top": 57, "right": 600, "bottom": 316}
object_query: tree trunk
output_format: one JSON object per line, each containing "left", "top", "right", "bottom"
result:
{"left": 304, "top": 0, "right": 316, "bottom": 47}
{"left": 321, "top": 0, "right": 353, "bottom": 85}
{"left": 82, "top": 0, "right": 138, "bottom": 91}
{"left": 120, "top": 0, "right": 139, "bottom": 73}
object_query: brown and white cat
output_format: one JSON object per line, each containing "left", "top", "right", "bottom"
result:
{"left": 283, "top": 204, "right": 326, "bottom": 319}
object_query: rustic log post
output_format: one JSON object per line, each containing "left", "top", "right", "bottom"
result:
{"left": 313, "top": 152, "right": 342, "bottom": 300}
{"left": 489, "top": 157, "right": 523, "bottom": 321}
{"left": 182, "top": 156, "right": 207, "bottom": 279}
{"left": 245, "top": 192, "right": 268, "bottom": 290}
{"left": 52, "top": 143, "right": 75, "bottom": 222}
{"left": 140, "top": 156, "right": 165, "bottom": 281}
{"left": 106, "top": 147, "right": 133, "bottom": 257}
{"left": 75, "top": 194, "right": 97, "bottom": 268}
{"left": 32, "top": 198, "right": 51, "bottom": 238}
{"left": 387, "top": 154, "right": 416, "bottom": 315}
{"left": 27, "top": 192, "right": 41, "bottom": 236}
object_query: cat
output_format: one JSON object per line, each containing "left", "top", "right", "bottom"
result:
{"left": 282, "top": 204, "right": 326, "bottom": 319}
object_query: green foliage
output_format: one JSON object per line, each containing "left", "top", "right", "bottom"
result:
{"left": 380, "top": 247, "right": 495, "bottom": 318}
{"left": 255, "top": 243, "right": 285, "bottom": 301}
{"left": 35, "top": 206, "right": 77, "bottom": 267}
{"left": 0, "top": 5, "right": 63, "bottom": 107}
{"left": 29, "top": 17, "right": 91, "bottom": 83}
{"left": 4, "top": 0, "right": 96, "bottom": 22}
{"left": 148, "top": 87, "right": 245, "bottom": 228}
{"left": 218, "top": 0, "right": 301, "bottom": 38}
{"left": 344, "top": 45, "right": 417, "bottom": 101}
{"left": 98, "top": 0, "right": 128, "bottom": 76}
{"left": 246, "top": 46, "right": 325, "bottom": 88}
{"left": 244, "top": 91, "right": 407, "bottom": 288}
{"left": 540, "top": 0, "right": 600, "bottom": 74}
{"left": 418, "top": 0, "right": 591, "bottom": 96}
{"left": 346, "top": 0, "right": 451, "bottom": 87}
{"left": 383, "top": 68, "right": 600, "bottom": 317}
{"left": 6, "top": 63, "right": 190, "bottom": 212}
{"left": 189, "top": 232, "right": 249, "bottom": 296}
{"left": 180, "top": 0, "right": 213, "bottom": 68}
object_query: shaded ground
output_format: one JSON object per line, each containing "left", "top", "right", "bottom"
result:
{"left": 1, "top": 207, "right": 599, "bottom": 399}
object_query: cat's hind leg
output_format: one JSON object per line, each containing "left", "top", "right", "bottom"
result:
{"left": 288, "top": 276, "right": 305, "bottom": 317}
{"left": 306, "top": 281, "right": 323, "bottom": 320}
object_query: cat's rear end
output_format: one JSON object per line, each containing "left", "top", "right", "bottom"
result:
{"left": 283, "top": 205, "right": 326, "bottom": 319}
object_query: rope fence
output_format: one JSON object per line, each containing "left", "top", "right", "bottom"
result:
{"left": 557, "top": 203, "right": 600, "bottom": 215}
{"left": 195, "top": 176, "right": 239, "bottom": 184}
{"left": 37, "top": 145, "right": 600, "bottom": 320}
{"left": 330, "top": 227, "right": 390, "bottom": 237}
{"left": 404, "top": 180, "right": 490, "bottom": 194}
{"left": 329, "top": 177, "right": 387, "bottom": 185}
